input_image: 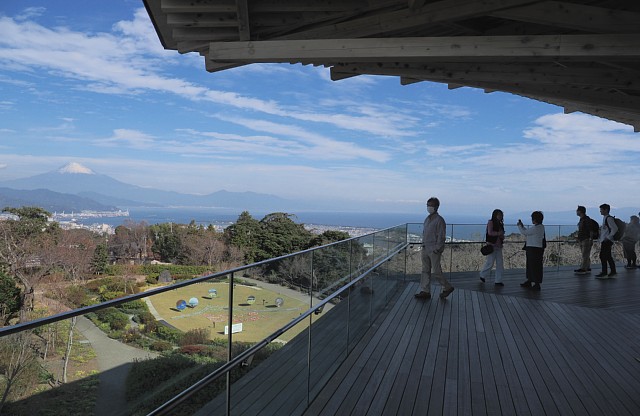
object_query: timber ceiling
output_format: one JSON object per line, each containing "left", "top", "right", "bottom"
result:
{"left": 143, "top": 0, "right": 640, "bottom": 131}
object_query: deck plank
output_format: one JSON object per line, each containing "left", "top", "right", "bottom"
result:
{"left": 197, "top": 264, "right": 640, "bottom": 416}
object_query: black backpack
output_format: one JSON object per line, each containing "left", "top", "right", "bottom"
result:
{"left": 606, "top": 216, "right": 626, "bottom": 241}
{"left": 588, "top": 217, "right": 600, "bottom": 239}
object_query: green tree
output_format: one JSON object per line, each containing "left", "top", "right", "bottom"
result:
{"left": 91, "top": 243, "right": 109, "bottom": 274}
{"left": 0, "top": 206, "right": 58, "bottom": 320}
{"left": 1, "top": 206, "right": 53, "bottom": 238}
{"left": 150, "top": 223, "right": 184, "bottom": 263}
{"left": 0, "top": 270, "right": 22, "bottom": 325}
{"left": 258, "top": 213, "right": 312, "bottom": 261}
{"left": 308, "top": 230, "right": 351, "bottom": 248}
{"left": 224, "top": 211, "right": 262, "bottom": 262}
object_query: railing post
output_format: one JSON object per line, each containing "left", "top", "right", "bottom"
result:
{"left": 347, "top": 239, "right": 353, "bottom": 353}
{"left": 386, "top": 229, "right": 390, "bottom": 303}
{"left": 226, "top": 272, "right": 234, "bottom": 416}
{"left": 307, "top": 250, "right": 314, "bottom": 408}
{"left": 404, "top": 224, "right": 409, "bottom": 283}
{"left": 557, "top": 225, "right": 561, "bottom": 271}
{"left": 449, "top": 223, "right": 454, "bottom": 281}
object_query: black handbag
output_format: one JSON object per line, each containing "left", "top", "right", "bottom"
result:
{"left": 481, "top": 244, "right": 494, "bottom": 255}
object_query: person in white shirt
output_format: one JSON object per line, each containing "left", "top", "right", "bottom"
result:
{"left": 596, "top": 203, "right": 617, "bottom": 278}
{"left": 517, "top": 211, "right": 546, "bottom": 291}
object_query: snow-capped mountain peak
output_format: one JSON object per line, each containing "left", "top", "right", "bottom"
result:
{"left": 57, "top": 162, "right": 95, "bottom": 175}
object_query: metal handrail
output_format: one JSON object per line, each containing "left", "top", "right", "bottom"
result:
{"left": 0, "top": 224, "right": 405, "bottom": 337}
{"left": 148, "top": 242, "right": 410, "bottom": 416}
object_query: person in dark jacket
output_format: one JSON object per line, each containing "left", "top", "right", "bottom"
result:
{"left": 479, "top": 209, "right": 505, "bottom": 286}
{"left": 575, "top": 205, "right": 594, "bottom": 274}
{"left": 596, "top": 203, "right": 618, "bottom": 278}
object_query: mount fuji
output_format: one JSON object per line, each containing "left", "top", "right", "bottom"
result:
{"left": 0, "top": 163, "right": 293, "bottom": 211}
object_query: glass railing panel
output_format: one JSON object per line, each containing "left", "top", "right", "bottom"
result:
{"left": 226, "top": 316, "right": 311, "bottom": 416}
{"left": 230, "top": 260, "right": 311, "bottom": 360}
{"left": 352, "top": 234, "right": 374, "bottom": 277}
{"left": 347, "top": 273, "right": 374, "bottom": 353}
{"left": 0, "top": 225, "right": 410, "bottom": 416}
{"left": 307, "top": 240, "right": 350, "bottom": 398}
{"left": 387, "top": 224, "right": 408, "bottom": 253}
{"left": 1, "top": 316, "right": 102, "bottom": 416}
{"left": 1, "top": 279, "right": 237, "bottom": 416}
{"left": 312, "top": 241, "right": 352, "bottom": 300}
{"left": 369, "top": 258, "right": 390, "bottom": 313}
{"left": 308, "top": 292, "right": 348, "bottom": 403}
{"left": 122, "top": 281, "right": 232, "bottom": 415}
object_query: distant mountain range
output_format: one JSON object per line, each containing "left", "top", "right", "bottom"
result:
{"left": 0, "top": 162, "right": 295, "bottom": 212}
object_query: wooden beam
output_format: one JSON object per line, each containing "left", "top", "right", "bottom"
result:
{"left": 236, "top": 0, "right": 251, "bottom": 41}
{"left": 529, "top": 97, "right": 640, "bottom": 131}
{"left": 161, "top": 0, "right": 237, "bottom": 14}
{"left": 277, "top": 0, "right": 539, "bottom": 40}
{"left": 160, "top": 0, "right": 370, "bottom": 13}
{"left": 173, "top": 27, "right": 239, "bottom": 42}
{"left": 205, "top": 60, "right": 245, "bottom": 73}
{"left": 330, "top": 62, "right": 640, "bottom": 91}
{"left": 166, "top": 13, "right": 241, "bottom": 28}
{"left": 330, "top": 70, "right": 360, "bottom": 81}
{"left": 208, "top": 34, "right": 640, "bottom": 62}
{"left": 490, "top": 1, "right": 640, "bottom": 34}
{"left": 429, "top": 78, "right": 640, "bottom": 115}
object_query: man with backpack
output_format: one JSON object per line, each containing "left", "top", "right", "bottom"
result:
{"left": 597, "top": 203, "right": 618, "bottom": 278}
{"left": 575, "top": 205, "right": 598, "bottom": 274}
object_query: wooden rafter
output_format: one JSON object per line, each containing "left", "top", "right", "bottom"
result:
{"left": 207, "top": 34, "right": 640, "bottom": 62}
{"left": 489, "top": 1, "right": 640, "bottom": 33}
{"left": 236, "top": 0, "right": 251, "bottom": 41}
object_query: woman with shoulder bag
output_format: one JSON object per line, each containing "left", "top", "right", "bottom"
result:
{"left": 480, "top": 209, "right": 505, "bottom": 286}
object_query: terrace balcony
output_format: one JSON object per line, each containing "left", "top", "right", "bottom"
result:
{"left": 1, "top": 223, "right": 639, "bottom": 415}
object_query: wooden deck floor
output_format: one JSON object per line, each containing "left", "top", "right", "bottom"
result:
{"left": 304, "top": 266, "right": 640, "bottom": 415}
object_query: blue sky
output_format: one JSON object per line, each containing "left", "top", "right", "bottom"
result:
{"left": 1, "top": 1, "right": 639, "bottom": 216}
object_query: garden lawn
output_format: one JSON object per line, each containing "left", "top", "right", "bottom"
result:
{"left": 147, "top": 282, "right": 309, "bottom": 342}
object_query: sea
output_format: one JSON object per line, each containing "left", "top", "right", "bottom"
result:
{"left": 66, "top": 207, "right": 581, "bottom": 241}
{"left": 72, "top": 207, "right": 487, "bottom": 229}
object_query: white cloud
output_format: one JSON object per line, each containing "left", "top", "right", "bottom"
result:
{"left": 0, "top": 100, "right": 14, "bottom": 110}
{"left": 94, "top": 129, "right": 156, "bottom": 149}
{"left": 0, "top": 11, "right": 428, "bottom": 141}
{"left": 14, "top": 7, "right": 46, "bottom": 21}
{"left": 212, "top": 115, "right": 391, "bottom": 162}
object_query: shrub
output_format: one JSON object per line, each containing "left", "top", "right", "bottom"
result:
{"left": 179, "top": 345, "right": 207, "bottom": 355}
{"left": 118, "top": 299, "right": 148, "bottom": 314}
{"left": 150, "top": 340, "right": 173, "bottom": 352}
{"left": 134, "top": 311, "right": 158, "bottom": 333}
{"left": 179, "top": 328, "right": 210, "bottom": 346}
{"left": 95, "top": 307, "right": 129, "bottom": 331}
{"left": 126, "top": 354, "right": 197, "bottom": 400}
{"left": 65, "top": 286, "right": 90, "bottom": 308}
{"left": 100, "top": 291, "right": 125, "bottom": 302}
{"left": 121, "top": 328, "right": 141, "bottom": 343}
{"left": 155, "top": 325, "right": 182, "bottom": 343}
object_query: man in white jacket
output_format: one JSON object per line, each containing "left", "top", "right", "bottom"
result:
{"left": 597, "top": 203, "right": 618, "bottom": 278}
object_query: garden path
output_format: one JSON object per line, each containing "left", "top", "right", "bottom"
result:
{"left": 75, "top": 316, "right": 158, "bottom": 416}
